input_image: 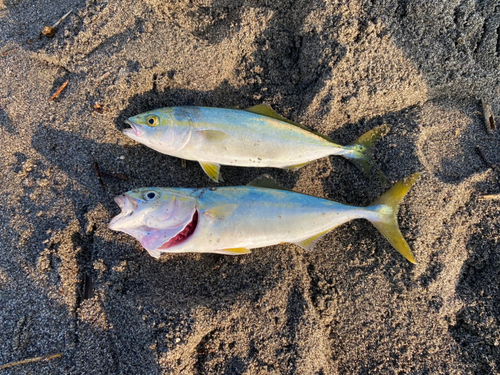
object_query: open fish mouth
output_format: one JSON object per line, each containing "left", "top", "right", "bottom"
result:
{"left": 157, "top": 210, "right": 198, "bottom": 250}
{"left": 109, "top": 194, "right": 138, "bottom": 229}
{"left": 123, "top": 119, "right": 145, "bottom": 137}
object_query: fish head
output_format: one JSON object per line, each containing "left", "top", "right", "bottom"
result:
{"left": 109, "top": 187, "right": 198, "bottom": 257}
{"left": 124, "top": 108, "right": 192, "bottom": 153}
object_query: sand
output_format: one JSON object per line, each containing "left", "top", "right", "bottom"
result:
{"left": 1, "top": 0, "right": 500, "bottom": 374}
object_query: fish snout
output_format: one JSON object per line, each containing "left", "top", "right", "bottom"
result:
{"left": 114, "top": 194, "right": 138, "bottom": 212}
{"left": 109, "top": 194, "right": 139, "bottom": 231}
{"left": 114, "top": 194, "right": 127, "bottom": 209}
{"left": 123, "top": 119, "right": 145, "bottom": 137}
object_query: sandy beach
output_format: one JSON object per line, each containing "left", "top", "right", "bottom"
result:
{"left": 1, "top": 0, "right": 500, "bottom": 373}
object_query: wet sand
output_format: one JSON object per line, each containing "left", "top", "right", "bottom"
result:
{"left": 1, "top": 0, "right": 500, "bottom": 373}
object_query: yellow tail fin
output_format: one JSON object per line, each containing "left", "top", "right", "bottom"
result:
{"left": 368, "top": 173, "right": 421, "bottom": 263}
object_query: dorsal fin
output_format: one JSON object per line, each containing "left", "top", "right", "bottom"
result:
{"left": 244, "top": 104, "right": 303, "bottom": 127}
{"left": 246, "top": 174, "right": 289, "bottom": 191}
{"left": 245, "top": 104, "right": 335, "bottom": 142}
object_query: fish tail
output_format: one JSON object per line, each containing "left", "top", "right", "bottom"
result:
{"left": 346, "top": 124, "right": 389, "bottom": 184}
{"left": 366, "top": 173, "right": 420, "bottom": 263}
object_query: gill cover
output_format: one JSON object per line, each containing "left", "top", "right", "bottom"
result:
{"left": 139, "top": 196, "right": 197, "bottom": 251}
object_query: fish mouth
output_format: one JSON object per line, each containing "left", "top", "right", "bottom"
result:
{"left": 123, "top": 119, "right": 145, "bottom": 137}
{"left": 157, "top": 210, "right": 198, "bottom": 250}
{"left": 109, "top": 194, "right": 138, "bottom": 230}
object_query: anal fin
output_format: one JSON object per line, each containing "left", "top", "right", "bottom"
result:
{"left": 214, "top": 248, "right": 252, "bottom": 255}
{"left": 294, "top": 229, "right": 331, "bottom": 251}
{"left": 284, "top": 161, "right": 311, "bottom": 170}
{"left": 199, "top": 161, "right": 222, "bottom": 182}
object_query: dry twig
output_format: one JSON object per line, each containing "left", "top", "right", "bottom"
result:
{"left": 49, "top": 80, "right": 69, "bottom": 101}
{"left": 481, "top": 99, "right": 496, "bottom": 133}
{"left": 93, "top": 161, "right": 105, "bottom": 187}
{"left": 1, "top": 48, "right": 17, "bottom": 57}
{"left": 94, "top": 72, "right": 111, "bottom": 89}
{"left": 479, "top": 194, "right": 500, "bottom": 201}
{"left": 0, "top": 353, "right": 62, "bottom": 370}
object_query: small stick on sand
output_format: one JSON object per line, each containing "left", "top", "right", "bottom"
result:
{"left": 98, "top": 72, "right": 111, "bottom": 81}
{"left": 1, "top": 48, "right": 17, "bottom": 57}
{"left": 93, "top": 161, "right": 105, "bottom": 187}
{"left": 181, "top": 159, "right": 187, "bottom": 168}
{"left": 481, "top": 99, "right": 496, "bottom": 133}
{"left": 83, "top": 273, "right": 94, "bottom": 300}
{"left": 49, "top": 80, "right": 69, "bottom": 101}
{"left": 479, "top": 194, "right": 500, "bottom": 201}
{"left": 94, "top": 72, "right": 111, "bottom": 88}
{"left": 0, "top": 353, "right": 62, "bottom": 370}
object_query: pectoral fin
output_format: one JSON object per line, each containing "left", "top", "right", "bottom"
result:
{"left": 145, "top": 248, "right": 162, "bottom": 259}
{"left": 294, "top": 229, "right": 331, "bottom": 251}
{"left": 199, "top": 161, "right": 222, "bottom": 182}
{"left": 214, "top": 248, "right": 252, "bottom": 255}
{"left": 195, "top": 129, "right": 230, "bottom": 142}
{"left": 203, "top": 204, "right": 238, "bottom": 220}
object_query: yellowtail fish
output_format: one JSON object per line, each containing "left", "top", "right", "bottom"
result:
{"left": 123, "top": 105, "right": 388, "bottom": 182}
{"left": 109, "top": 174, "right": 420, "bottom": 263}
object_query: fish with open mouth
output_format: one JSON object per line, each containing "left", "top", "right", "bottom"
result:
{"left": 109, "top": 174, "right": 420, "bottom": 263}
{"left": 123, "top": 105, "right": 388, "bottom": 182}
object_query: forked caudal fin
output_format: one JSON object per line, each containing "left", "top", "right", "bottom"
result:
{"left": 367, "top": 173, "right": 421, "bottom": 263}
{"left": 347, "top": 124, "right": 390, "bottom": 185}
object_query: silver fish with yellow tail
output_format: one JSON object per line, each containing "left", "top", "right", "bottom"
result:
{"left": 123, "top": 105, "right": 388, "bottom": 182}
{"left": 109, "top": 174, "right": 420, "bottom": 263}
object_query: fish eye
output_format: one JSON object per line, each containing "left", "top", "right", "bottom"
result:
{"left": 144, "top": 191, "right": 159, "bottom": 201}
{"left": 146, "top": 115, "right": 159, "bottom": 127}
